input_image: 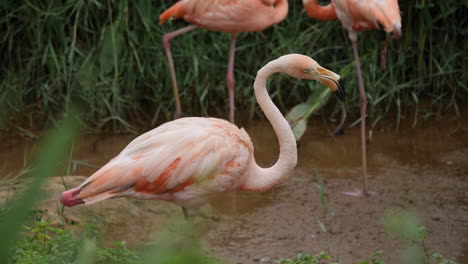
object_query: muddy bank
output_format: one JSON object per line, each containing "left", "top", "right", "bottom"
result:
{"left": 204, "top": 117, "right": 468, "bottom": 263}
{"left": 0, "top": 116, "right": 467, "bottom": 263}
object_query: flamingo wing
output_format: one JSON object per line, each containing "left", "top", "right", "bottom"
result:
{"left": 188, "top": 0, "right": 256, "bottom": 24}
{"left": 346, "top": 0, "right": 401, "bottom": 32}
{"left": 161, "top": 0, "right": 280, "bottom": 32}
{"left": 160, "top": 0, "right": 247, "bottom": 24}
{"left": 75, "top": 118, "right": 253, "bottom": 207}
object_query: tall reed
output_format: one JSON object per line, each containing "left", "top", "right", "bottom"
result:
{"left": 0, "top": 0, "right": 466, "bottom": 131}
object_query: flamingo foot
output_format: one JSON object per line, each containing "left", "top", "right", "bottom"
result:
{"left": 342, "top": 189, "right": 376, "bottom": 197}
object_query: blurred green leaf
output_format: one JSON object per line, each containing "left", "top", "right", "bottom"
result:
{"left": 383, "top": 209, "right": 420, "bottom": 242}
{"left": 0, "top": 116, "right": 79, "bottom": 263}
{"left": 74, "top": 239, "right": 97, "bottom": 264}
{"left": 317, "top": 219, "right": 327, "bottom": 233}
{"left": 286, "top": 86, "right": 332, "bottom": 140}
{"left": 142, "top": 221, "right": 218, "bottom": 264}
{"left": 415, "top": 226, "right": 427, "bottom": 241}
{"left": 286, "top": 103, "right": 310, "bottom": 121}
{"left": 400, "top": 245, "right": 425, "bottom": 264}
{"left": 291, "top": 119, "right": 307, "bottom": 140}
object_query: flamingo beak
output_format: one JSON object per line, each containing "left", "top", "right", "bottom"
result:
{"left": 335, "top": 78, "right": 346, "bottom": 102}
{"left": 314, "top": 67, "right": 346, "bottom": 102}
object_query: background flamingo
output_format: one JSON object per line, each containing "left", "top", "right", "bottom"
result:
{"left": 61, "top": 54, "right": 345, "bottom": 218}
{"left": 303, "top": 0, "right": 401, "bottom": 196}
{"left": 159, "top": 0, "right": 289, "bottom": 123}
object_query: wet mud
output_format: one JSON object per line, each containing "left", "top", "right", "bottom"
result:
{"left": 0, "top": 116, "right": 467, "bottom": 263}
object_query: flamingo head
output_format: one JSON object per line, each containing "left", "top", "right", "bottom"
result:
{"left": 61, "top": 187, "right": 84, "bottom": 207}
{"left": 278, "top": 54, "right": 346, "bottom": 101}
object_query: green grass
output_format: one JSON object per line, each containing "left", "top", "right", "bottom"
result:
{"left": 10, "top": 219, "right": 142, "bottom": 264}
{"left": 9, "top": 216, "right": 221, "bottom": 264}
{"left": 0, "top": 0, "right": 467, "bottom": 131}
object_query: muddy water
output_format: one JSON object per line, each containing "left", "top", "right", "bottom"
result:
{"left": 0, "top": 116, "right": 467, "bottom": 263}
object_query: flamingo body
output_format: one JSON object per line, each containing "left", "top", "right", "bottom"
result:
{"left": 303, "top": 0, "right": 401, "bottom": 38}
{"left": 332, "top": 0, "right": 401, "bottom": 37}
{"left": 61, "top": 54, "right": 345, "bottom": 212}
{"left": 160, "top": 0, "right": 288, "bottom": 123}
{"left": 302, "top": 0, "right": 401, "bottom": 196}
{"left": 63, "top": 118, "right": 252, "bottom": 208}
{"left": 160, "top": 0, "right": 288, "bottom": 33}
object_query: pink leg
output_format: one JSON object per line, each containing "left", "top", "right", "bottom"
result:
{"left": 343, "top": 39, "right": 375, "bottom": 197}
{"left": 228, "top": 35, "right": 238, "bottom": 211}
{"left": 227, "top": 33, "right": 237, "bottom": 123}
{"left": 163, "top": 25, "right": 198, "bottom": 119}
{"left": 352, "top": 39, "right": 370, "bottom": 197}
{"left": 379, "top": 34, "right": 395, "bottom": 70}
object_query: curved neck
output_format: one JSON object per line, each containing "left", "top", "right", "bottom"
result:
{"left": 303, "top": 0, "right": 337, "bottom": 21}
{"left": 241, "top": 59, "right": 297, "bottom": 191}
{"left": 272, "top": 0, "right": 289, "bottom": 25}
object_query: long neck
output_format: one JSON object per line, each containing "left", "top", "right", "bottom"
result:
{"left": 303, "top": 0, "right": 337, "bottom": 21}
{"left": 272, "top": 0, "right": 289, "bottom": 25}
{"left": 241, "top": 60, "right": 297, "bottom": 191}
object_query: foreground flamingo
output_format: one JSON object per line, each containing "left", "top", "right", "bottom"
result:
{"left": 159, "top": 0, "right": 289, "bottom": 123}
{"left": 303, "top": 0, "right": 401, "bottom": 196}
{"left": 61, "top": 54, "right": 345, "bottom": 218}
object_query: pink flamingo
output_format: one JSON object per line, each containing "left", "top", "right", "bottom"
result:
{"left": 159, "top": 0, "right": 289, "bottom": 123}
{"left": 303, "top": 0, "right": 401, "bottom": 196}
{"left": 61, "top": 54, "right": 346, "bottom": 219}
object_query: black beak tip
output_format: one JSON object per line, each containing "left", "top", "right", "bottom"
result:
{"left": 335, "top": 78, "right": 346, "bottom": 102}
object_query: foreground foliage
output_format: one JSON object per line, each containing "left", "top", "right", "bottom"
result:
{"left": 11, "top": 219, "right": 142, "bottom": 264}
{"left": 9, "top": 217, "right": 220, "bottom": 264}
{"left": 0, "top": 1, "right": 466, "bottom": 131}
{"left": 12, "top": 216, "right": 457, "bottom": 264}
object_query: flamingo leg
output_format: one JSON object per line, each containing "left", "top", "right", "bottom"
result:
{"left": 227, "top": 34, "right": 238, "bottom": 210}
{"left": 379, "top": 34, "right": 395, "bottom": 70}
{"left": 181, "top": 206, "right": 189, "bottom": 221}
{"left": 163, "top": 25, "right": 198, "bottom": 119}
{"left": 351, "top": 39, "right": 370, "bottom": 197}
{"left": 227, "top": 33, "right": 238, "bottom": 123}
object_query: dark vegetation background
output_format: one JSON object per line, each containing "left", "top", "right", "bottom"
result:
{"left": 0, "top": 0, "right": 467, "bottom": 131}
